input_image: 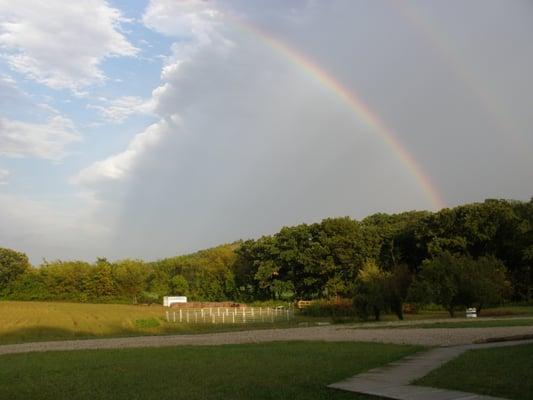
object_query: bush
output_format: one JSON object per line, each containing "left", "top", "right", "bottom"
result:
{"left": 300, "top": 299, "right": 355, "bottom": 317}
{"left": 353, "top": 260, "right": 389, "bottom": 321}
{"left": 134, "top": 318, "right": 161, "bottom": 329}
{"left": 138, "top": 291, "right": 160, "bottom": 304}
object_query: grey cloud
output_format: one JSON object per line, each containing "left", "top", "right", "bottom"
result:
{"left": 24, "top": 0, "right": 533, "bottom": 261}
{"left": 83, "top": 20, "right": 434, "bottom": 260}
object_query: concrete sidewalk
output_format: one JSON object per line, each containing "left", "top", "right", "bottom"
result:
{"left": 329, "top": 339, "right": 533, "bottom": 400}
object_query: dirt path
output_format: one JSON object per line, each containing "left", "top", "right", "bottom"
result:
{"left": 1, "top": 325, "right": 533, "bottom": 355}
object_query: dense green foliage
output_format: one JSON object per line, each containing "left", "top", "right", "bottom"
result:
{"left": 1, "top": 244, "right": 239, "bottom": 303}
{"left": 353, "top": 260, "right": 390, "bottom": 321}
{"left": 0, "top": 342, "right": 420, "bottom": 400}
{"left": 1, "top": 198, "right": 532, "bottom": 310}
{"left": 409, "top": 253, "right": 509, "bottom": 317}
{"left": 0, "top": 248, "right": 30, "bottom": 290}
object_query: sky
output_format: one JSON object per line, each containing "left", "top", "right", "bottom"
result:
{"left": 0, "top": 0, "right": 532, "bottom": 264}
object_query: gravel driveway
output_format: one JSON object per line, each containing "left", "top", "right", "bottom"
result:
{"left": 1, "top": 325, "right": 533, "bottom": 355}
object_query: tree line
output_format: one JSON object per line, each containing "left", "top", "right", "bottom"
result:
{"left": 1, "top": 198, "right": 532, "bottom": 318}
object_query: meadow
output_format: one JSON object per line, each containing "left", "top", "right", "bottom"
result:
{"left": 0, "top": 341, "right": 421, "bottom": 400}
{"left": 0, "top": 301, "right": 312, "bottom": 345}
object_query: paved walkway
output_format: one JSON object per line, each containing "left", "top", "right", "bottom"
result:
{"left": 329, "top": 339, "right": 533, "bottom": 400}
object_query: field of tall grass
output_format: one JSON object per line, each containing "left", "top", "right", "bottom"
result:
{"left": 0, "top": 301, "right": 302, "bottom": 344}
{"left": 0, "top": 301, "right": 320, "bottom": 344}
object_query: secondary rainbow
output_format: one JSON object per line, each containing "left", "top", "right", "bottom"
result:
{"left": 391, "top": 0, "right": 518, "bottom": 141}
{"left": 233, "top": 19, "right": 445, "bottom": 210}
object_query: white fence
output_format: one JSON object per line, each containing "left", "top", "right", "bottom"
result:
{"left": 165, "top": 307, "right": 293, "bottom": 324}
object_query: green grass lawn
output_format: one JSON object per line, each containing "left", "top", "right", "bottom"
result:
{"left": 0, "top": 341, "right": 421, "bottom": 400}
{"left": 385, "top": 318, "right": 533, "bottom": 330}
{"left": 355, "top": 318, "right": 533, "bottom": 329}
{"left": 416, "top": 343, "right": 533, "bottom": 400}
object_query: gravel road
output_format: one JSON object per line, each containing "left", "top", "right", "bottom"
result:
{"left": 1, "top": 325, "right": 533, "bottom": 355}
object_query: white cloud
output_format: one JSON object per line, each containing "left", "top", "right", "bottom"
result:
{"left": 0, "top": 115, "right": 81, "bottom": 160}
{"left": 0, "top": 168, "right": 9, "bottom": 184}
{"left": 142, "top": 0, "right": 221, "bottom": 40}
{"left": 87, "top": 96, "right": 154, "bottom": 123}
{"left": 0, "top": 0, "right": 138, "bottom": 90}
{"left": 73, "top": 115, "right": 179, "bottom": 185}
{"left": 0, "top": 74, "right": 27, "bottom": 105}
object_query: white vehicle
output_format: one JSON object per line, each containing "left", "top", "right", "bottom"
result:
{"left": 163, "top": 296, "right": 187, "bottom": 307}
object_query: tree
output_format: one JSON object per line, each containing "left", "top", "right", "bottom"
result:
{"left": 39, "top": 260, "right": 91, "bottom": 301}
{"left": 86, "top": 259, "right": 116, "bottom": 299}
{"left": 170, "top": 274, "right": 189, "bottom": 296}
{"left": 386, "top": 264, "right": 413, "bottom": 320}
{"left": 0, "top": 247, "right": 30, "bottom": 291}
{"left": 146, "top": 267, "right": 171, "bottom": 300}
{"left": 461, "top": 256, "right": 509, "bottom": 315}
{"left": 362, "top": 211, "right": 430, "bottom": 270}
{"left": 411, "top": 253, "right": 509, "bottom": 317}
{"left": 353, "top": 260, "right": 390, "bottom": 321}
{"left": 113, "top": 259, "right": 147, "bottom": 304}
{"left": 412, "top": 253, "right": 465, "bottom": 317}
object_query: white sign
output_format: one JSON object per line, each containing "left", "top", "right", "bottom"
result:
{"left": 466, "top": 308, "right": 477, "bottom": 318}
{"left": 163, "top": 296, "right": 187, "bottom": 307}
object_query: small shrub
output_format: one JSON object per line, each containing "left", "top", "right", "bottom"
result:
{"left": 134, "top": 318, "right": 161, "bottom": 329}
{"left": 300, "top": 299, "right": 355, "bottom": 317}
{"left": 138, "top": 291, "right": 160, "bottom": 304}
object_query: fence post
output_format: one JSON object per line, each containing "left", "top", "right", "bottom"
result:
{"left": 179, "top": 309, "right": 182, "bottom": 323}
{"left": 186, "top": 310, "right": 189, "bottom": 323}
{"left": 173, "top": 311, "right": 176, "bottom": 323}
{"left": 166, "top": 310, "right": 169, "bottom": 322}
{"left": 232, "top": 310, "right": 235, "bottom": 323}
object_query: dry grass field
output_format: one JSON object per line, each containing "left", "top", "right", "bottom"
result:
{"left": 0, "top": 301, "right": 299, "bottom": 344}
{"left": 0, "top": 301, "right": 173, "bottom": 344}
{"left": 0, "top": 301, "right": 328, "bottom": 344}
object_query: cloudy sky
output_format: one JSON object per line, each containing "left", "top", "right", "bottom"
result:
{"left": 1, "top": 0, "right": 532, "bottom": 263}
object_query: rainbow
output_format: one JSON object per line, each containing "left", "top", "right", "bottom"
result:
{"left": 231, "top": 19, "right": 445, "bottom": 210}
